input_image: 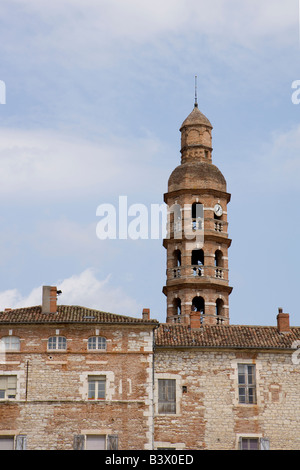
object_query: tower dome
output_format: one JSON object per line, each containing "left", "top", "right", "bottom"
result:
{"left": 180, "top": 104, "right": 213, "bottom": 130}
{"left": 168, "top": 161, "right": 227, "bottom": 193}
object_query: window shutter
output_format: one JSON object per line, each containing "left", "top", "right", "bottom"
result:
{"left": 15, "top": 435, "right": 27, "bottom": 450}
{"left": 260, "top": 438, "right": 270, "bottom": 450}
{"left": 73, "top": 434, "right": 85, "bottom": 450}
{"left": 107, "top": 435, "right": 118, "bottom": 450}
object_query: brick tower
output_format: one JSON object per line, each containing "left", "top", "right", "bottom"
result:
{"left": 163, "top": 100, "right": 232, "bottom": 327}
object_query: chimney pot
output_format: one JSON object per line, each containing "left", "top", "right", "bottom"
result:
{"left": 42, "top": 286, "right": 57, "bottom": 314}
{"left": 142, "top": 308, "right": 150, "bottom": 321}
{"left": 277, "top": 309, "right": 290, "bottom": 333}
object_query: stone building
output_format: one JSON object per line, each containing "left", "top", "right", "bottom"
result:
{"left": 0, "top": 102, "right": 299, "bottom": 450}
{"left": 0, "top": 287, "right": 158, "bottom": 450}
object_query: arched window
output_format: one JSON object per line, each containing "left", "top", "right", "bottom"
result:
{"left": 173, "top": 298, "right": 181, "bottom": 317}
{"left": 192, "top": 249, "right": 204, "bottom": 266}
{"left": 0, "top": 336, "right": 20, "bottom": 351}
{"left": 215, "top": 250, "right": 223, "bottom": 267}
{"left": 173, "top": 249, "right": 181, "bottom": 267}
{"left": 88, "top": 336, "right": 107, "bottom": 351}
{"left": 192, "top": 296, "right": 205, "bottom": 315}
{"left": 47, "top": 336, "right": 67, "bottom": 351}
{"left": 191, "top": 203, "right": 203, "bottom": 231}
{"left": 216, "top": 299, "right": 224, "bottom": 324}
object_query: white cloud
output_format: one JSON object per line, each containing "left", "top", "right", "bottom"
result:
{"left": 0, "top": 268, "right": 142, "bottom": 317}
{"left": 4, "top": 0, "right": 297, "bottom": 68}
{"left": 0, "top": 128, "right": 166, "bottom": 201}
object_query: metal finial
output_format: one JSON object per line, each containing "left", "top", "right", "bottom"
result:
{"left": 194, "top": 75, "right": 198, "bottom": 108}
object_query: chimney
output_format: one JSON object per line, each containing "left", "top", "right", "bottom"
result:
{"left": 190, "top": 311, "right": 201, "bottom": 329}
{"left": 277, "top": 308, "right": 290, "bottom": 333}
{"left": 142, "top": 308, "right": 150, "bottom": 321}
{"left": 42, "top": 286, "right": 58, "bottom": 314}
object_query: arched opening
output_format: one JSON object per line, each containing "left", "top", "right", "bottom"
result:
{"left": 192, "top": 296, "right": 205, "bottom": 315}
{"left": 173, "top": 298, "right": 181, "bottom": 322}
{"left": 173, "top": 249, "right": 181, "bottom": 267}
{"left": 214, "top": 250, "right": 223, "bottom": 267}
{"left": 216, "top": 299, "right": 224, "bottom": 324}
{"left": 192, "top": 249, "right": 204, "bottom": 277}
{"left": 192, "top": 249, "right": 204, "bottom": 265}
{"left": 191, "top": 202, "right": 203, "bottom": 231}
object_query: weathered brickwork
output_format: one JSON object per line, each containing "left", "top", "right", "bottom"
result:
{"left": 0, "top": 318, "right": 156, "bottom": 450}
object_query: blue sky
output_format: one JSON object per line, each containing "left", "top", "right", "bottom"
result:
{"left": 0, "top": 0, "right": 299, "bottom": 327}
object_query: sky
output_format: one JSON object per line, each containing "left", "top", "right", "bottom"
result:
{"left": 0, "top": 0, "right": 299, "bottom": 326}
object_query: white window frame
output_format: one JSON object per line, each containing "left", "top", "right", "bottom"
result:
{"left": 88, "top": 375, "right": 106, "bottom": 400}
{"left": 0, "top": 337, "right": 20, "bottom": 351}
{"left": 87, "top": 336, "right": 106, "bottom": 351}
{"left": 79, "top": 371, "right": 114, "bottom": 401}
{"left": 47, "top": 336, "right": 67, "bottom": 351}
{"left": 238, "top": 363, "right": 257, "bottom": 404}
{"left": 0, "top": 375, "right": 17, "bottom": 400}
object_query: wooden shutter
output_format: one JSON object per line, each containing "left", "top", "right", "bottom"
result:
{"left": 15, "top": 435, "right": 27, "bottom": 450}
{"left": 73, "top": 434, "right": 85, "bottom": 450}
{"left": 260, "top": 438, "right": 270, "bottom": 450}
{"left": 107, "top": 435, "right": 118, "bottom": 450}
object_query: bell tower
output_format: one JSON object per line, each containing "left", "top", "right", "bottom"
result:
{"left": 163, "top": 98, "right": 232, "bottom": 327}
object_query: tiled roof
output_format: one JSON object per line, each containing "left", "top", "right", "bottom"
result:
{"left": 0, "top": 305, "right": 159, "bottom": 325}
{"left": 155, "top": 324, "right": 300, "bottom": 350}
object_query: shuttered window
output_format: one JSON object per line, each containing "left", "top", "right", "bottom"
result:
{"left": 158, "top": 379, "right": 176, "bottom": 414}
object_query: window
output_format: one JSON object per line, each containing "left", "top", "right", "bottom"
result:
{"left": 158, "top": 379, "right": 176, "bottom": 414}
{"left": 238, "top": 364, "right": 256, "bottom": 404}
{"left": 47, "top": 336, "right": 67, "bottom": 351}
{"left": 88, "top": 375, "right": 106, "bottom": 400}
{"left": 239, "top": 438, "right": 259, "bottom": 450}
{"left": 239, "top": 437, "right": 270, "bottom": 450}
{"left": 192, "top": 296, "right": 205, "bottom": 315}
{"left": 73, "top": 434, "right": 118, "bottom": 450}
{"left": 0, "top": 336, "right": 20, "bottom": 351}
{"left": 0, "top": 437, "right": 14, "bottom": 450}
{"left": 0, "top": 375, "right": 17, "bottom": 400}
{"left": 87, "top": 336, "right": 106, "bottom": 351}
{"left": 191, "top": 203, "right": 203, "bottom": 231}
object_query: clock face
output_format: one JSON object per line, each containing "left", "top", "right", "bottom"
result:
{"left": 214, "top": 203, "right": 223, "bottom": 217}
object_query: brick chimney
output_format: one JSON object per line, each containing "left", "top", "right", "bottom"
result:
{"left": 42, "top": 286, "right": 58, "bottom": 314}
{"left": 277, "top": 308, "right": 290, "bottom": 333}
{"left": 190, "top": 311, "right": 201, "bottom": 329}
{"left": 142, "top": 308, "right": 150, "bottom": 321}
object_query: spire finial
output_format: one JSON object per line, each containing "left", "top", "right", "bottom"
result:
{"left": 194, "top": 75, "right": 198, "bottom": 108}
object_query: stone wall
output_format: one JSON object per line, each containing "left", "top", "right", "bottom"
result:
{"left": 154, "top": 347, "right": 300, "bottom": 450}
